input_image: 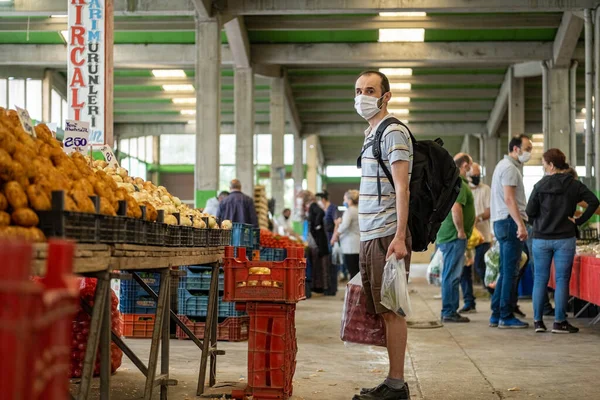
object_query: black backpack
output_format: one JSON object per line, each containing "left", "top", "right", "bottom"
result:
{"left": 357, "top": 117, "right": 462, "bottom": 252}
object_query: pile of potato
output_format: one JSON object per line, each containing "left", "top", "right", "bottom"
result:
{"left": 0, "top": 107, "right": 231, "bottom": 243}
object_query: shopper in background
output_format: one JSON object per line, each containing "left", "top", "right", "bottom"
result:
{"left": 459, "top": 162, "right": 492, "bottom": 313}
{"left": 489, "top": 135, "right": 532, "bottom": 329}
{"left": 276, "top": 208, "right": 297, "bottom": 237}
{"left": 316, "top": 191, "right": 339, "bottom": 296}
{"left": 436, "top": 153, "right": 475, "bottom": 323}
{"left": 204, "top": 191, "right": 229, "bottom": 216}
{"left": 217, "top": 179, "right": 258, "bottom": 227}
{"left": 331, "top": 190, "right": 361, "bottom": 279}
{"left": 526, "top": 149, "right": 599, "bottom": 334}
{"left": 354, "top": 70, "right": 413, "bottom": 400}
{"left": 299, "top": 190, "right": 332, "bottom": 295}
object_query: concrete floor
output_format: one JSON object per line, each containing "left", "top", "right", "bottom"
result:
{"left": 77, "top": 274, "right": 600, "bottom": 400}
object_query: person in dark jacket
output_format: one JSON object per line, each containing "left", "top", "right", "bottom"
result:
{"left": 526, "top": 149, "right": 599, "bottom": 334}
{"left": 217, "top": 179, "right": 258, "bottom": 227}
{"left": 317, "top": 191, "right": 339, "bottom": 296}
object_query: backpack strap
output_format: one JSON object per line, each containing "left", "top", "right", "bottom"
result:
{"left": 357, "top": 117, "right": 415, "bottom": 204}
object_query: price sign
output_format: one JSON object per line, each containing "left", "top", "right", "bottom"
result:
{"left": 99, "top": 145, "right": 119, "bottom": 168}
{"left": 63, "top": 120, "right": 90, "bottom": 154}
{"left": 15, "top": 106, "right": 36, "bottom": 137}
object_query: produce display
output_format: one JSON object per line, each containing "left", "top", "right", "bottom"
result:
{"left": 259, "top": 228, "right": 304, "bottom": 249}
{"left": 71, "top": 278, "right": 123, "bottom": 378}
{"left": 0, "top": 107, "right": 232, "bottom": 241}
{"left": 254, "top": 185, "right": 269, "bottom": 229}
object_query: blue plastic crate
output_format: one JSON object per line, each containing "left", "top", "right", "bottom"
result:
{"left": 233, "top": 246, "right": 253, "bottom": 260}
{"left": 119, "top": 291, "right": 157, "bottom": 314}
{"left": 260, "top": 247, "right": 275, "bottom": 261}
{"left": 120, "top": 272, "right": 161, "bottom": 296}
{"left": 178, "top": 289, "right": 245, "bottom": 318}
{"left": 274, "top": 248, "right": 287, "bottom": 261}
{"left": 231, "top": 223, "right": 252, "bottom": 247}
{"left": 250, "top": 228, "right": 261, "bottom": 250}
{"left": 179, "top": 270, "right": 224, "bottom": 292}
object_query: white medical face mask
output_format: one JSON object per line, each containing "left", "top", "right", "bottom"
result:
{"left": 354, "top": 94, "right": 383, "bottom": 120}
{"left": 518, "top": 151, "right": 531, "bottom": 164}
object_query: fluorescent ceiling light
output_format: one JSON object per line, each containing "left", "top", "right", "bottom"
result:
{"left": 162, "top": 84, "right": 194, "bottom": 92}
{"left": 51, "top": 14, "right": 67, "bottom": 18}
{"left": 390, "top": 83, "right": 412, "bottom": 91}
{"left": 379, "top": 12, "right": 427, "bottom": 17}
{"left": 379, "top": 68, "right": 413, "bottom": 76}
{"left": 180, "top": 110, "right": 196, "bottom": 115}
{"left": 531, "top": 134, "right": 544, "bottom": 140}
{"left": 60, "top": 30, "right": 68, "bottom": 43}
{"left": 389, "top": 97, "right": 411, "bottom": 104}
{"left": 152, "top": 69, "right": 186, "bottom": 78}
{"left": 389, "top": 109, "right": 410, "bottom": 115}
{"left": 582, "top": 108, "right": 587, "bottom": 114}
{"left": 172, "top": 98, "right": 196, "bottom": 104}
{"left": 379, "top": 29, "right": 425, "bottom": 42}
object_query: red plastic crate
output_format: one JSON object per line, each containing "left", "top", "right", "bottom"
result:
{"left": 223, "top": 246, "right": 306, "bottom": 304}
{"left": 244, "top": 302, "right": 297, "bottom": 400}
{"left": 121, "top": 314, "right": 156, "bottom": 338}
{"left": 175, "top": 315, "right": 250, "bottom": 342}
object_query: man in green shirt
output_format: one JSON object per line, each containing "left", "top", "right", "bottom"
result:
{"left": 436, "top": 153, "right": 476, "bottom": 323}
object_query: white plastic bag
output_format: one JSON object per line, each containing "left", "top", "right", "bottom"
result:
{"left": 380, "top": 256, "right": 412, "bottom": 317}
{"left": 426, "top": 248, "right": 443, "bottom": 287}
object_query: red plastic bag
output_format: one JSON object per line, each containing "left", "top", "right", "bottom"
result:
{"left": 340, "top": 274, "right": 386, "bottom": 347}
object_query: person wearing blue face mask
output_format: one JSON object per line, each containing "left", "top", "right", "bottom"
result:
{"left": 331, "top": 190, "right": 360, "bottom": 279}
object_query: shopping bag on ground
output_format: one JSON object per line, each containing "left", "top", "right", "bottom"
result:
{"left": 427, "top": 248, "right": 443, "bottom": 286}
{"left": 340, "top": 274, "right": 386, "bottom": 347}
{"left": 380, "top": 256, "right": 413, "bottom": 318}
{"left": 484, "top": 242, "right": 500, "bottom": 288}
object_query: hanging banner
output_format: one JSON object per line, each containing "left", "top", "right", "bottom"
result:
{"left": 67, "top": 0, "right": 113, "bottom": 145}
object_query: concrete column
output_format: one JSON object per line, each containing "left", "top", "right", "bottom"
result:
{"left": 305, "top": 134, "right": 319, "bottom": 193}
{"left": 270, "top": 77, "right": 286, "bottom": 215}
{"left": 483, "top": 135, "right": 500, "bottom": 184}
{"left": 292, "top": 134, "right": 304, "bottom": 193}
{"left": 234, "top": 67, "right": 255, "bottom": 195}
{"left": 545, "top": 68, "right": 571, "bottom": 154}
{"left": 509, "top": 68, "right": 525, "bottom": 138}
{"left": 42, "top": 70, "right": 52, "bottom": 123}
{"left": 194, "top": 17, "right": 221, "bottom": 209}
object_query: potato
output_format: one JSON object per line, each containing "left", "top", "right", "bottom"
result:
{"left": 180, "top": 216, "right": 192, "bottom": 226}
{"left": 221, "top": 220, "right": 233, "bottom": 230}
{"left": 26, "top": 184, "right": 52, "bottom": 211}
{"left": 125, "top": 195, "right": 142, "bottom": 219}
{"left": 29, "top": 227, "right": 46, "bottom": 242}
{"left": 0, "top": 192, "right": 7, "bottom": 211}
{"left": 99, "top": 197, "right": 116, "bottom": 216}
{"left": 164, "top": 215, "right": 178, "bottom": 225}
{"left": 0, "top": 211, "right": 10, "bottom": 226}
{"left": 11, "top": 208, "right": 39, "bottom": 227}
{"left": 70, "top": 189, "right": 96, "bottom": 214}
{"left": 4, "top": 181, "right": 28, "bottom": 209}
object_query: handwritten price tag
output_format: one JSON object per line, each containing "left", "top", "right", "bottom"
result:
{"left": 99, "top": 145, "right": 119, "bottom": 168}
{"left": 15, "top": 106, "right": 36, "bottom": 137}
{"left": 63, "top": 120, "right": 90, "bottom": 155}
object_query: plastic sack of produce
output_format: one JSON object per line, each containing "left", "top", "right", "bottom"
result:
{"left": 380, "top": 256, "right": 412, "bottom": 318}
{"left": 71, "top": 278, "right": 123, "bottom": 378}
{"left": 427, "top": 248, "right": 443, "bottom": 286}
{"left": 484, "top": 243, "right": 528, "bottom": 289}
{"left": 467, "top": 227, "right": 484, "bottom": 250}
{"left": 340, "top": 274, "right": 386, "bottom": 347}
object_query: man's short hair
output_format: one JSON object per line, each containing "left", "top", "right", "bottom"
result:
{"left": 218, "top": 191, "right": 229, "bottom": 198}
{"left": 283, "top": 208, "right": 291, "bottom": 214}
{"left": 357, "top": 70, "right": 391, "bottom": 95}
{"left": 316, "top": 191, "right": 329, "bottom": 201}
{"left": 454, "top": 153, "right": 471, "bottom": 169}
{"left": 508, "top": 134, "right": 530, "bottom": 153}
{"left": 230, "top": 179, "right": 242, "bottom": 190}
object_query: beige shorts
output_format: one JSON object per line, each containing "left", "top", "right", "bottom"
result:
{"left": 359, "top": 230, "right": 412, "bottom": 315}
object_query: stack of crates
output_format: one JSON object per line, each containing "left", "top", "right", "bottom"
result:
{"left": 175, "top": 265, "right": 249, "bottom": 342}
{"left": 225, "top": 246, "right": 306, "bottom": 400}
{"left": 119, "top": 272, "right": 161, "bottom": 338}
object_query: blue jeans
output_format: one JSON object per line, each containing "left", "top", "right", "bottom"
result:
{"left": 438, "top": 239, "right": 467, "bottom": 318}
{"left": 532, "top": 238, "right": 576, "bottom": 322}
{"left": 491, "top": 218, "right": 523, "bottom": 320}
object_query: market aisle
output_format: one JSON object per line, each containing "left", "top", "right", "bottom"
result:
{"left": 78, "top": 280, "right": 600, "bottom": 400}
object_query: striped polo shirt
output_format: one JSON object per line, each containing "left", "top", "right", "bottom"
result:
{"left": 358, "top": 114, "right": 413, "bottom": 242}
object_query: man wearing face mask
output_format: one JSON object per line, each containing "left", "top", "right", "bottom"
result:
{"left": 489, "top": 134, "right": 532, "bottom": 329}
{"left": 436, "top": 153, "right": 476, "bottom": 323}
{"left": 354, "top": 70, "right": 413, "bottom": 400}
{"left": 460, "top": 162, "right": 492, "bottom": 314}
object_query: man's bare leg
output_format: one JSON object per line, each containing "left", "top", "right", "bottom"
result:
{"left": 382, "top": 311, "right": 407, "bottom": 379}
